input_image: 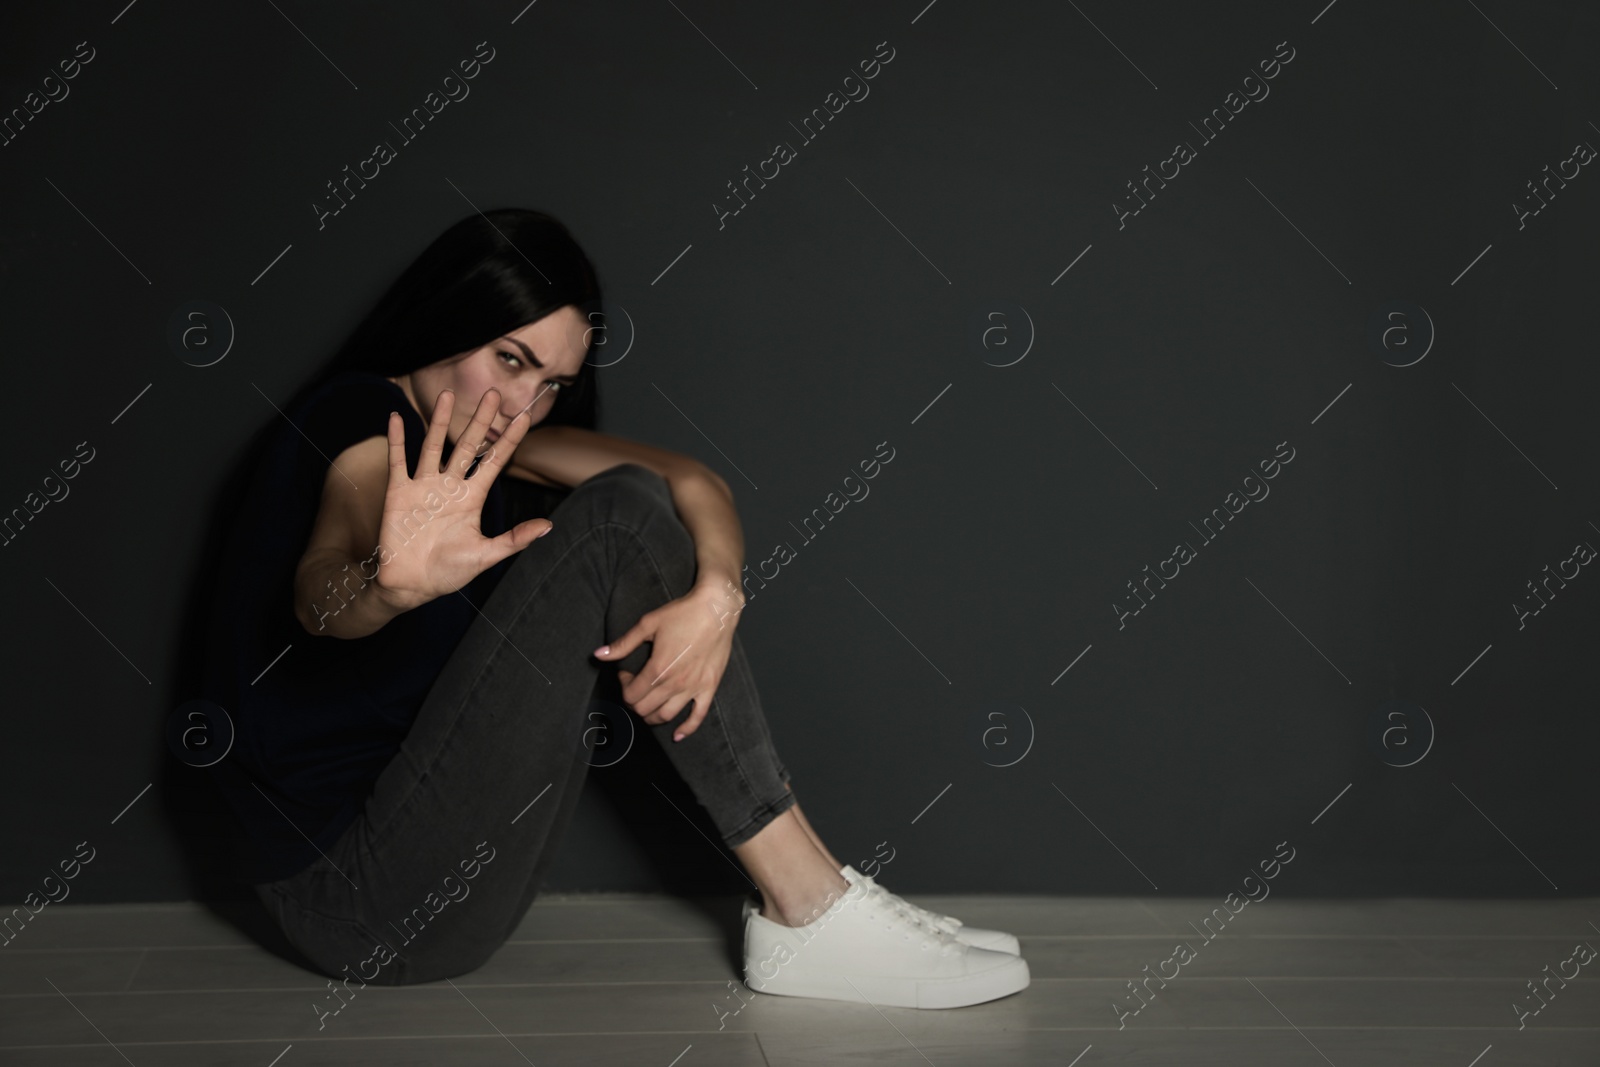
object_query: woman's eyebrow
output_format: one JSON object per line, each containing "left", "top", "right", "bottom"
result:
{"left": 505, "top": 337, "right": 580, "bottom": 382}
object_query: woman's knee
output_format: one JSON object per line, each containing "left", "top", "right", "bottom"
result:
{"left": 547, "top": 463, "right": 695, "bottom": 585}
{"left": 581, "top": 465, "right": 691, "bottom": 545}
{"left": 561, "top": 462, "right": 671, "bottom": 516}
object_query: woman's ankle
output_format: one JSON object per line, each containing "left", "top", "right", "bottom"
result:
{"left": 761, "top": 870, "right": 851, "bottom": 928}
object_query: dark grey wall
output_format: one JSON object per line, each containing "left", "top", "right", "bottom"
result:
{"left": 2, "top": 0, "right": 1596, "bottom": 905}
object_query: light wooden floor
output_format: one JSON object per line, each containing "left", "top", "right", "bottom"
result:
{"left": 2, "top": 894, "right": 1596, "bottom": 1066}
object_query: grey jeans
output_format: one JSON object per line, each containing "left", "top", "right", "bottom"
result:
{"left": 254, "top": 463, "right": 794, "bottom": 987}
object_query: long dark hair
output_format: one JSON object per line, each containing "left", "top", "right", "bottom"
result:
{"left": 287, "top": 207, "right": 606, "bottom": 430}
{"left": 192, "top": 207, "right": 605, "bottom": 674}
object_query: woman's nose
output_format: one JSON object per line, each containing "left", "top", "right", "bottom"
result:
{"left": 524, "top": 384, "right": 557, "bottom": 412}
{"left": 507, "top": 392, "right": 541, "bottom": 423}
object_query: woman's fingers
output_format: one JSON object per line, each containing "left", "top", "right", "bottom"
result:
{"left": 470, "top": 408, "right": 531, "bottom": 483}
{"left": 673, "top": 699, "right": 711, "bottom": 741}
{"left": 650, "top": 693, "right": 704, "bottom": 741}
{"left": 448, "top": 391, "right": 531, "bottom": 490}
{"left": 617, "top": 661, "right": 664, "bottom": 713}
{"left": 615, "top": 668, "right": 661, "bottom": 718}
{"left": 646, "top": 691, "right": 706, "bottom": 737}
{"left": 420, "top": 388, "right": 454, "bottom": 474}
{"left": 385, "top": 410, "right": 410, "bottom": 481}
{"left": 616, "top": 670, "right": 707, "bottom": 738}
{"left": 623, "top": 659, "right": 690, "bottom": 721}
{"left": 450, "top": 388, "right": 499, "bottom": 479}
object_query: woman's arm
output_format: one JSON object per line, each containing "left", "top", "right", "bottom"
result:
{"left": 293, "top": 435, "right": 415, "bottom": 639}
{"left": 664, "top": 466, "right": 745, "bottom": 611}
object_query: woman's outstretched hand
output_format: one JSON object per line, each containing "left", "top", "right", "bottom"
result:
{"left": 594, "top": 583, "right": 742, "bottom": 741}
{"left": 372, "top": 387, "right": 552, "bottom": 612}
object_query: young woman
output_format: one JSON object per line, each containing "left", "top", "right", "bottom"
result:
{"left": 201, "top": 208, "right": 1029, "bottom": 1010}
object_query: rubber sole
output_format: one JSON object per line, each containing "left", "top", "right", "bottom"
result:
{"left": 745, "top": 952, "right": 1030, "bottom": 1009}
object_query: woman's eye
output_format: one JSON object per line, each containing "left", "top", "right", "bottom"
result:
{"left": 500, "top": 350, "right": 564, "bottom": 393}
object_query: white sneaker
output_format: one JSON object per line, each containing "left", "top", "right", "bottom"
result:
{"left": 742, "top": 867, "right": 1023, "bottom": 956}
{"left": 840, "top": 864, "right": 1022, "bottom": 956}
{"left": 742, "top": 876, "right": 1030, "bottom": 1009}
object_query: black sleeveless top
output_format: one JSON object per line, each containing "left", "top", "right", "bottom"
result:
{"left": 201, "top": 370, "right": 567, "bottom": 883}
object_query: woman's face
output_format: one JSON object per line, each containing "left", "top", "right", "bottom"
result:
{"left": 390, "top": 304, "right": 590, "bottom": 454}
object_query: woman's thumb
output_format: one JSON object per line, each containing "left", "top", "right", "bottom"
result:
{"left": 487, "top": 519, "right": 553, "bottom": 569}
{"left": 512, "top": 518, "right": 554, "bottom": 547}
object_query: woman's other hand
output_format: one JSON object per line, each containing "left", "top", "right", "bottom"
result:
{"left": 592, "top": 583, "right": 742, "bottom": 741}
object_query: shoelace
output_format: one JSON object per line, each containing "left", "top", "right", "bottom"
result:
{"left": 747, "top": 889, "right": 964, "bottom": 956}
{"left": 860, "top": 883, "right": 962, "bottom": 954}
{"left": 856, "top": 875, "right": 962, "bottom": 934}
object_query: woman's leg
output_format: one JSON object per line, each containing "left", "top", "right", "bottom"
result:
{"left": 733, "top": 806, "right": 850, "bottom": 926}
{"left": 784, "top": 795, "right": 843, "bottom": 871}
{"left": 256, "top": 464, "right": 831, "bottom": 984}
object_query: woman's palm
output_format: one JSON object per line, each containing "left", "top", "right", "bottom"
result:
{"left": 374, "top": 388, "right": 550, "bottom": 610}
